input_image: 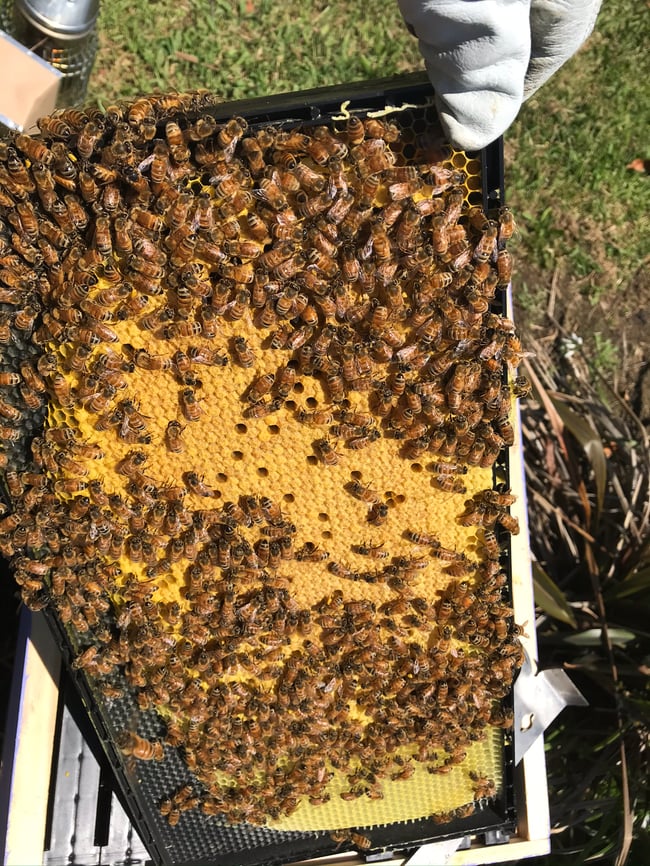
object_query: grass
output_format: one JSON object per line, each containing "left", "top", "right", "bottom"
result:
{"left": 507, "top": 0, "right": 650, "bottom": 303}
{"left": 89, "top": 0, "right": 422, "bottom": 106}
{"left": 591, "top": 333, "right": 619, "bottom": 380}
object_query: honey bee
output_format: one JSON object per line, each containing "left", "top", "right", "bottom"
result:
{"left": 339, "top": 114, "right": 364, "bottom": 148}
{"left": 141, "top": 140, "right": 170, "bottom": 190}
{"left": 496, "top": 249, "right": 513, "bottom": 286}
{"left": 368, "top": 116, "right": 401, "bottom": 141}
{"left": 49, "top": 372, "right": 73, "bottom": 409}
{"left": 282, "top": 324, "right": 311, "bottom": 351}
{"left": 351, "top": 540, "right": 388, "bottom": 561}
{"left": 97, "top": 182, "right": 123, "bottom": 216}
{"left": 295, "top": 407, "right": 332, "bottom": 427}
{"left": 304, "top": 247, "right": 337, "bottom": 280}
{"left": 481, "top": 529, "right": 502, "bottom": 560}
{"left": 87, "top": 213, "right": 113, "bottom": 257}
{"left": 272, "top": 363, "right": 295, "bottom": 399}
{"left": 71, "top": 441, "right": 104, "bottom": 460}
{"left": 497, "top": 206, "right": 516, "bottom": 242}
{"left": 367, "top": 503, "right": 388, "bottom": 526}
{"left": 243, "top": 397, "right": 283, "bottom": 419}
{"left": 215, "top": 116, "right": 247, "bottom": 155}
{"left": 388, "top": 370, "right": 406, "bottom": 397}
{"left": 430, "top": 215, "right": 449, "bottom": 255}
{"left": 340, "top": 349, "right": 356, "bottom": 385}
{"left": 162, "top": 319, "right": 202, "bottom": 340}
{"left": 184, "top": 472, "right": 217, "bottom": 498}
{"left": 512, "top": 375, "right": 531, "bottom": 398}
{"left": 470, "top": 772, "right": 496, "bottom": 800}
{"left": 427, "top": 459, "right": 466, "bottom": 476}
{"left": 161, "top": 117, "right": 185, "bottom": 150}
{"left": 404, "top": 530, "right": 439, "bottom": 546}
{"left": 465, "top": 288, "right": 490, "bottom": 315}
{"left": 493, "top": 617, "right": 510, "bottom": 641}
{"left": 330, "top": 247, "right": 359, "bottom": 289}
{"left": 238, "top": 137, "right": 266, "bottom": 176}
{"left": 4, "top": 151, "right": 34, "bottom": 195}
{"left": 480, "top": 487, "right": 517, "bottom": 508}
{"left": 225, "top": 336, "right": 254, "bottom": 372}
{"left": 124, "top": 96, "right": 153, "bottom": 128}
{"left": 3, "top": 470, "right": 24, "bottom": 500}
{"left": 123, "top": 346, "right": 167, "bottom": 372}
{"left": 253, "top": 176, "right": 288, "bottom": 212}
{"left": 74, "top": 121, "right": 103, "bottom": 159}
{"left": 129, "top": 207, "right": 164, "bottom": 235}
{"left": 246, "top": 372, "right": 275, "bottom": 404}
{"left": 0, "top": 396, "right": 22, "bottom": 423}
{"left": 135, "top": 305, "right": 167, "bottom": 332}
{"left": 14, "top": 200, "right": 40, "bottom": 243}
{"left": 466, "top": 206, "right": 491, "bottom": 234}
{"left": 472, "top": 223, "right": 497, "bottom": 263}
{"left": 311, "top": 437, "right": 338, "bottom": 466}
{"left": 180, "top": 388, "right": 202, "bottom": 422}
{"left": 61, "top": 193, "right": 88, "bottom": 230}
{"left": 85, "top": 317, "right": 120, "bottom": 344}
{"left": 293, "top": 542, "right": 328, "bottom": 563}
{"left": 99, "top": 682, "right": 124, "bottom": 701}
{"left": 495, "top": 415, "right": 515, "bottom": 446}
{"left": 433, "top": 473, "right": 467, "bottom": 494}
{"left": 13, "top": 305, "right": 39, "bottom": 332}
{"left": 495, "top": 510, "right": 520, "bottom": 535}
{"left": 128, "top": 251, "right": 166, "bottom": 281}
{"left": 14, "top": 134, "right": 53, "bottom": 166}
{"left": 115, "top": 450, "right": 147, "bottom": 479}
{"left": 319, "top": 192, "right": 352, "bottom": 230}
{"left": 345, "top": 479, "right": 380, "bottom": 504}
{"left": 255, "top": 298, "right": 277, "bottom": 329}
{"left": 267, "top": 250, "right": 304, "bottom": 281}
{"left": 350, "top": 832, "right": 372, "bottom": 851}
{"left": 120, "top": 731, "right": 165, "bottom": 762}
{"left": 163, "top": 419, "right": 185, "bottom": 453}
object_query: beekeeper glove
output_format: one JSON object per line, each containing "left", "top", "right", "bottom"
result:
{"left": 397, "top": 0, "right": 602, "bottom": 151}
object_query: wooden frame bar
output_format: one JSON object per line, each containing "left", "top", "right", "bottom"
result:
{"left": 0, "top": 610, "right": 61, "bottom": 866}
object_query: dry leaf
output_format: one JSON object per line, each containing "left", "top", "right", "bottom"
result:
{"left": 626, "top": 157, "right": 650, "bottom": 174}
{"left": 174, "top": 51, "right": 200, "bottom": 64}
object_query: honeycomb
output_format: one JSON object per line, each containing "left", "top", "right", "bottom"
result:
{"left": 0, "top": 91, "right": 524, "bottom": 839}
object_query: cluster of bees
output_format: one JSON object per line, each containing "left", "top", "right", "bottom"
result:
{"left": 0, "top": 89, "right": 527, "bottom": 832}
{"left": 110, "top": 559, "right": 520, "bottom": 827}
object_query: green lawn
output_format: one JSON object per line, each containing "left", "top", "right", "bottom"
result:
{"left": 89, "top": 0, "right": 422, "bottom": 104}
{"left": 507, "top": 0, "right": 650, "bottom": 302}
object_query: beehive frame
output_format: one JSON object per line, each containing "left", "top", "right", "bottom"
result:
{"left": 0, "top": 72, "right": 540, "bottom": 864}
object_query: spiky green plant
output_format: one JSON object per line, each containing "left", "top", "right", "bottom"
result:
{"left": 517, "top": 326, "right": 650, "bottom": 865}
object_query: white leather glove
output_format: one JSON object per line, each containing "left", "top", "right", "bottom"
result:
{"left": 397, "top": 0, "right": 602, "bottom": 150}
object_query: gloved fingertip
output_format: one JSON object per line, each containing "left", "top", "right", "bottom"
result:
{"left": 435, "top": 91, "right": 521, "bottom": 151}
{"left": 525, "top": 0, "right": 602, "bottom": 98}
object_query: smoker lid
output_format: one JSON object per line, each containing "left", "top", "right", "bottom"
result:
{"left": 14, "top": 0, "right": 99, "bottom": 39}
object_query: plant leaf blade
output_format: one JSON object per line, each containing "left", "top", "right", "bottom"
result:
{"left": 606, "top": 566, "right": 650, "bottom": 601}
{"left": 551, "top": 398, "right": 607, "bottom": 521}
{"left": 532, "top": 561, "right": 577, "bottom": 627}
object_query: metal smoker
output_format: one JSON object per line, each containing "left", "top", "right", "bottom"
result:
{"left": 0, "top": 0, "right": 99, "bottom": 106}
